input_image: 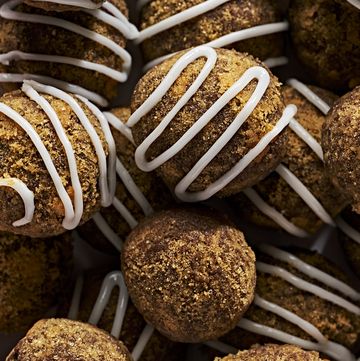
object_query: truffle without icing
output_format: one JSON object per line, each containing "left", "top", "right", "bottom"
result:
{"left": 122, "top": 207, "right": 256, "bottom": 343}
{"left": 0, "top": 232, "right": 72, "bottom": 333}
{"left": 215, "top": 344, "right": 329, "bottom": 361}
{"left": 131, "top": 48, "right": 287, "bottom": 198}
{"left": 322, "top": 86, "right": 360, "bottom": 214}
{"left": 6, "top": 318, "right": 132, "bottom": 361}
{"left": 24, "top": 0, "right": 104, "bottom": 12}
{"left": 139, "top": 0, "right": 284, "bottom": 62}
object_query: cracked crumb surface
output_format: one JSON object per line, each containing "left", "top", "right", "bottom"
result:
{"left": 122, "top": 206, "right": 256, "bottom": 343}
{"left": 6, "top": 318, "right": 133, "bottom": 361}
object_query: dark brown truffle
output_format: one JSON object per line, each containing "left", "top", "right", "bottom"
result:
{"left": 0, "top": 89, "right": 109, "bottom": 237}
{"left": 130, "top": 48, "right": 287, "bottom": 198}
{"left": 6, "top": 318, "right": 132, "bottom": 361}
{"left": 322, "top": 86, "right": 360, "bottom": 214}
{"left": 139, "top": 0, "right": 284, "bottom": 63}
{"left": 0, "top": 232, "right": 72, "bottom": 333}
{"left": 122, "top": 207, "right": 256, "bottom": 343}
{"left": 215, "top": 344, "right": 329, "bottom": 361}
{"left": 232, "top": 84, "right": 348, "bottom": 234}
{"left": 24, "top": 0, "right": 104, "bottom": 12}
{"left": 289, "top": 0, "right": 360, "bottom": 91}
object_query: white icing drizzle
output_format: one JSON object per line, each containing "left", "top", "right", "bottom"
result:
{"left": 127, "top": 46, "right": 295, "bottom": 202}
{"left": 0, "top": 0, "right": 136, "bottom": 83}
{"left": 67, "top": 274, "right": 84, "bottom": 320}
{"left": 346, "top": 0, "right": 360, "bottom": 10}
{"left": 263, "top": 56, "right": 288, "bottom": 69}
{"left": 0, "top": 178, "right": 35, "bottom": 226}
{"left": 336, "top": 216, "right": 360, "bottom": 245}
{"left": 131, "top": 324, "right": 155, "bottom": 361}
{"left": 30, "top": 0, "right": 103, "bottom": 10}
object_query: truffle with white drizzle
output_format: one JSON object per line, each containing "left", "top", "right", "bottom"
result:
{"left": 137, "top": 0, "right": 288, "bottom": 70}
{"left": 0, "top": 0, "right": 138, "bottom": 107}
{"left": 77, "top": 107, "right": 174, "bottom": 253}
{"left": 24, "top": 0, "right": 104, "bottom": 12}
{"left": 0, "top": 80, "right": 116, "bottom": 237}
{"left": 129, "top": 46, "right": 294, "bottom": 201}
{"left": 232, "top": 83, "right": 349, "bottom": 235}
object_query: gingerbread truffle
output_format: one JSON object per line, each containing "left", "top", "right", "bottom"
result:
{"left": 0, "top": 83, "right": 113, "bottom": 237}
{"left": 24, "top": 0, "right": 104, "bottom": 12}
{"left": 138, "top": 0, "right": 285, "bottom": 64}
{"left": 0, "top": 0, "right": 135, "bottom": 106}
{"left": 232, "top": 83, "right": 348, "bottom": 235}
{"left": 0, "top": 232, "right": 72, "bottom": 333}
{"left": 215, "top": 344, "right": 329, "bottom": 361}
{"left": 122, "top": 207, "right": 256, "bottom": 343}
{"left": 78, "top": 108, "right": 174, "bottom": 253}
{"left": 6, "top": 318, "right": 132, "bottom": 361}
{"left": 322, "top": 86, "right": 360, "bottom": 214}
{"left": 129, "top": 47, "right": 290, "bottom": 200}
{"left": 289, "top": 0, "right": 360, "bottom": 91}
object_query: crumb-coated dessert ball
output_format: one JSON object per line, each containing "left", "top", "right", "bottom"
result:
{"left": 0, "top": 232, "right": 72, "bottom": 333}
{"left": 322, "top": 86, "right": 360, "bottom": 214}
{"left": 129, "top": 47, "right": 291, "bottom": 201}
{"left": 289, "top": 0, "right": 360, "bottom": 91}
{"left": 220, "top": 244, "right": 360, "bottom": 360}
{"left": 122, "top": 207, "right": 256, "bottom": 343}
{"left": 0, "top": 83, "right": 113, "bottom": 237}
{"left": 78, "top": 108, "right": 174, "bottom": 253}
{"left": 24, "top": 0, "right": 104, "bottom": 12}
{"left": 6, "top": 318, "right": 132, "bottom": 361}
{"left": 0, "top": 0, "right": 135, "bottom": 106}
{"left": 137, "top": 0, "right": 285, "bottom": 63}
{"left": 232, "top": 83, "right": 348, "bottom": 235}
{"left": 215, "top": 344, "right": 329, "bottom": 361}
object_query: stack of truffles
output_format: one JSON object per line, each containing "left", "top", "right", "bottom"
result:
{"left": 0, "top": 0, "right": 359, "bottom": 361}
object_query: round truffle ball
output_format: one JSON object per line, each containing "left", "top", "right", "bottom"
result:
{"left": 322, "top": 86, "right": 360, "bottom": 214}
{"left": 232, "top": 84, "right": 348, "bottom": 235}
{"left": 130, "top": 48, "right": 287, "bottom": 199}
{"left": 289, "top": 0, "right": 360, "bottom": 91}
{"left": 6, "top": 318, "right": 132, "bottom": 361}
{"left": 78, "top": 108, "right": 174, "bottom": 253}
{"left": 138, "top": 0, "right": 284, "bottom": 63}
{"left": 0, "top": 88, "right": 110, "bottom": 237}
{"left": 215, "top": 344, "right": 328, "bottom": 361}
{"left": 24, "top": 0, "right": 104, "bottom": 12}
{"left": 0, "top": 232, "right": 72, "bottom": 333}
{"left": 122, "top": 207, "right": 256, "bottom": 343}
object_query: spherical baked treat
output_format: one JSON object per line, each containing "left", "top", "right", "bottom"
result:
{"left": 232, "top": 82, "right": 348, "bottom": 236}
{"left": 24, "top": 0, "right": 104, "bottom": 12}
{"left": 219, "top": 244, "right": 360, "bottom": 360}
{"left": 0, "top": 82, "right": 115, "bottom": 237}
{"left": 6, "top": 318, "right": 132, "bottom": 361}
{"left": 289, "top": 0, "right": 360, "bottom": 91}
{"left": 0, "top": 232, "right": 72, "bottom": 333}
{"left": 122, "top": 206, "right": 256, "bottom": 343}
{"left": 215, "top": 344, "right": 329, "bottom": 361}
{"left": 0, "top": 0, "right": 135, "bottom": 106}
{"left": 78, "top": 108, "right": 174, "bottom": 253}
{"left": 137, "top": 0, "right": 285, "bottom": 64}
{"left": 322, "top": 86, "right": 360, "bottom": 214}
{"left": 129, "top": 47, "right": 292, "bottom": 201}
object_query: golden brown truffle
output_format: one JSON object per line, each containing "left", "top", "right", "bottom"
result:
{"left": 289, "top": 0, "right": 360, "bottom": 91}
{"left": 6, "top": 318, "right": 132, "bottom": 361}
{"left": 0, "top": 88, "right": 109, "bottom": 237}
{"left": 138, "top": 0, "right": 284, "bottom": 62}
{"left": 130, "top": 48, "right": 287, "bottom": 199}
{"left": 0, "top": 232, "right": 72, "bottom": 333}
{"left": 322, "top": 86, "right": 360, "bottom": 214}
{"left": 215, "top": 344, "right": 329, "bottom": 361}
{"left": 122, "top": 207, "right": 256, "bottom": 343}
{"left": 24, "top": 0, "right": 104, "bottom": 12}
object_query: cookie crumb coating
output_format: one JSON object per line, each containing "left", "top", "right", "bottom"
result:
{"left": 122, "top": 207, "right": 256, "bottom": 343}
{"left": 215, "top": 344, "right": 328, "bottom": 361}
{"left": 139, "top": 0, "right": 283, "bottom": 62}
{"left": 131, "top": 48, "right": 287, "bottom": 198}
{"left": 6, "top": 318, "right": 132, "bottom": 361}
{"left": 289, "top": 0, "right": 360, "bottom": 91}
{"left": 322, "top": 86, "right": 360, "bottom": 214}
{"left": 24, "top": 0, "right": 104, "bottom": 12}
{"left": 0, "top": 232, "right": 72, "bottom": 333}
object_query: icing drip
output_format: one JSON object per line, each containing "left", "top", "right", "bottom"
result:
{"left": 67, "top": 274, "right": 84, "bottom": 320}
{"left": 346, "top": 0, "right": 360, "bottom": 10}
{"left": 30, "top": 0, "right": 103, "bottom": 10}
{"left": 0, "top": 80, "right": 116, "bottom": 229}
{"left": 336, "top": 216, "right": 360, "bottom": 245}
{"left": 127, "top": 46, "right": 295, "bottom": 202}
{"left": 0, "top": 0, "right": 137, "bottom": 83}
{"left": 131, "top": 324, "right": 155, "bottom": 361}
